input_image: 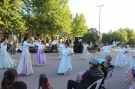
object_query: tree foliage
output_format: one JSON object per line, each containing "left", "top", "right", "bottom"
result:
{"left": 0, "top": 0, "right": 27, "bottom": 33}
{"left": 102, "top": 28, "right": 135, "bottom": 45}
{"left": 22, "top": 0, "right": 72, "bottom": 37}
{"left": 71, "top": 13, "right": 88, "bottom": 39}
{"left": 0, "top": 0, "right": 89, "bottom": 40}
{"left": 82, "top": 28, "right": 100, "bottom": 44}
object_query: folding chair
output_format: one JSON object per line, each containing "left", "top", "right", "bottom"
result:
{"left": 87, "top": 78, "right": 103, "bottom": 89}
{"left": 105, "top": 68, "right": 114, "bottom": 89}
{"left": 106, "top": 68, "right": 113, "bottom": 79}
{"left": 128, "top": 56, "right": 135, "bottom": 69}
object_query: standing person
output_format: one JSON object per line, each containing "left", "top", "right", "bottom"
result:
{"left": 17, "top": 37, "right": 35, "bottom": 75}
{"left": 0, "top": 37, "right": 16, "bottom": 68}
{"left": 59, "top": 41, "right": 65, "bottom": 59}
{"left": 67, "top": 59, "right": 104, "bottom": 89}
{"left": 36, "top": 40, "right": 46, "bottom": 65}
{"left": 58, "top": 42, "right": 74, "bottom": 75}
{"left": 82, "top": 43, "right": 91, "bottom": 60}
{"left": 1, "top": 69, "right": 27, "bottom": 89}
{"left": 115, "top": 44, "right": 128, "bottom": 67}
{"left": 100, "top": 42, "right": 115, "bottom": 58}
{"left": 36, "top": 74, "right": 53, "bottom": 89}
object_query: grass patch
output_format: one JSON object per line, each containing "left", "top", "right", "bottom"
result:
{"left": 88, "top": 50, "right": 101, "bottom": 53}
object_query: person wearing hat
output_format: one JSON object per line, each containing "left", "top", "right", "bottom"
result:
{"left": 67, "top": 58, "right": 104, "bottom": 89}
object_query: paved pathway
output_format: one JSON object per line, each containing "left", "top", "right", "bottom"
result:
{"left": 0, "top": 49, "right": 133, "bottom": 89}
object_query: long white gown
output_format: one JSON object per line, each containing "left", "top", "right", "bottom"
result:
{"left": 100, "top": 45, "right": 114, "bottom": 58}
{"left": 82, "top": 44, "right": 91, "bottom": 60}
{"left": 115, "top": 47, "right": 128, "bottom": 67}
{"left": 0, "top": 43, "right": 16, "bottom": 68}
{"left": 59, "top": 43, "right": 65, "bottom": 59}
{"left": 58, "top": 47, "right": 74, "bottom": 74}
{"left": 17, "top": 41, "right": 35, "bottom": 75}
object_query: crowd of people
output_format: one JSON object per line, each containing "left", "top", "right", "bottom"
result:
{"left": 0, "top": 36, "right": 129, "bottom": 89}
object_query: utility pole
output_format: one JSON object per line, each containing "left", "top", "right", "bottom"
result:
{"left": 97, "top": 4, "right": 104, "bottom": 34}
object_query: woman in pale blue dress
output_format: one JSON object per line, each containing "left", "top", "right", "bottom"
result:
{"left": 0, "top": 37, "right": 16, "bottom": 68}
{"left": 17, "top": 37, "right": 35, "bottom": 75}
{"left": 58, "top": 42, "right": 74, "bottom": 75}
{"left": 115, "top": 45, "right": 128, "bottom": 67}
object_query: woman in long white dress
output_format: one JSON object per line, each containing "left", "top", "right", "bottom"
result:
{"left": 100, "top": 42, "right": 115, "bottom": 58}
{"left": 115, "top": 45, "right": 128, "bottom": 67}
{"left": 17, "top": 37, "right": 35, "bottom": 75}
{"left": 0, "top": 37, "right": 16, "bottom": 68}
{"left": 58, "top": 42, "right": 74, "bottom": 75}
{"left": 59, "top": 41, "right": 65, "bottom": 59}
{"left": 82, "top": 43, "right": 91, "bottom": 60}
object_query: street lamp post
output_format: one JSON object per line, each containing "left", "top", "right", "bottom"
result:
{"left": 97, "top": 4, "right": 104, "bottom": 34}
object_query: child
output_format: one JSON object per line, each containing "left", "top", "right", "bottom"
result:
{"left": 37, "top": 74, "right": 53, "bottom": 89}
{"left": 36, "top": 41, "right": 46, "bottom": 65}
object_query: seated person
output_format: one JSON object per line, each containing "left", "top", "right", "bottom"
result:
{"left": 37, "top": 74, "right": 53, "bottom": 89}
{"left": 1, "top": 69, "right": 27, "bottom": 89}
{"left": 67, "top": 59, "right": 104, "bottom": 89}
{"left": 100, "top": 55, "right": 114, "bottom": 85}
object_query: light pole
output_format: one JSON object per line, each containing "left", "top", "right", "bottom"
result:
{"left": 97, "top": 4, "right": 104, "bottom": 34}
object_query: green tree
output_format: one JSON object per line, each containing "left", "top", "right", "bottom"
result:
{"left": 82, "top": 28, "right": 99, "bottom": 44}
{"left": 117, "top": 28, "right": 128, "bottom": 43}
{"left": 102, "top": 30, "right": 114, "bottom": 44}
{"left": 22, "top": 0, "right": 72, "bottom": 38}
{"left": 124, "top": 28, "right": 135, "bottom": 45}
{"left": 0, "top": 0, "right": 26, "bottom": 33}
{"left": 71, "top": 13, "right": 88, "bottom": 39}
{"left": 102, "top": 28, "right": 129, "bottom": 44}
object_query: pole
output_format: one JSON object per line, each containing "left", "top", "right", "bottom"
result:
{"left": 97, "top": 5, "right": 104, "bottom": 34}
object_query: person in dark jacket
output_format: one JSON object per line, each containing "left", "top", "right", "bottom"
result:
{"left": 67, "top": 58, "right": 104, "bottom": 89}
{"left": 100, "top": 55, "right": 114, "bottom": 86}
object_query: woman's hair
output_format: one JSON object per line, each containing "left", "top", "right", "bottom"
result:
{"left": 1, "top": 37, "right": 7, "bottom": 43}
{"left": 23, "top": 37, "right": 28, "bottom": 43}
{"left": 41, "top": 40, "right": 45, "bottom": 44}
{"left": 1, "top": 69, "right": 18, "bottom": 89}
{"left": 38, "top": 74, "right": 49, "bottom": 89}
{"left": 64, "top": 42, "right": 69, "bottom": 46}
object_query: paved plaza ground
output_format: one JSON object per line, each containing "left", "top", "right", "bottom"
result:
{"left": 0, "top": 49, "right": 133, "bottom": 89}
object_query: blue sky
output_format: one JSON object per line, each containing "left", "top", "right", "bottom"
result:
{"left": 68, "top": 0, "right": 135, "bottom": 33}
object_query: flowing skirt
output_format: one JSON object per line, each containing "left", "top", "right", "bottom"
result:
{"left": 58, "top": 55, "right": 72, "bottom": 73}
{"left": 102, "top": 52, "right": 110, "bottom": 58}
{"left": 17, "top": 50, "right": 33, "bottom": 75}
{"left": 82, "top": 50, "right": 91, "bottom": 59}
{"left": 0, "top": 49, "right": 16, "bottom": 68}
{"left": 115, "top": 53, "right": 127, "bottom": 67}
{"left": 36, "top": 49, "right": 46, "bottom": 64}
